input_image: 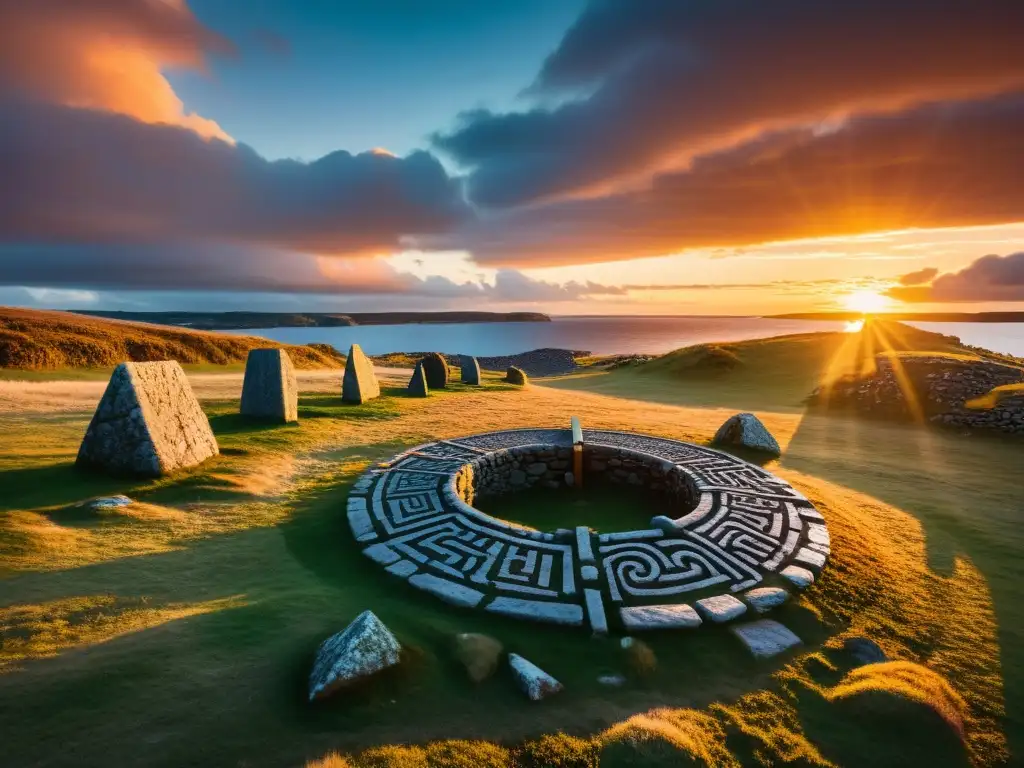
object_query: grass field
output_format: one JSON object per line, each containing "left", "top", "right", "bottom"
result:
{"left": 0, "top": 326, "right": 1020, "bottom": 767}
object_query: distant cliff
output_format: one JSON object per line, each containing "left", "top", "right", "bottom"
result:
{"left": 72, "top": 310, "right": 552, "bottom": 330}
{"left": 770, "top": 311, "right": 1024, "bottom": 322}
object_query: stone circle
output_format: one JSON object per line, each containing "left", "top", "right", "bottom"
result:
{"left": 346, "top": 428, "right": 829, "bottom": 634}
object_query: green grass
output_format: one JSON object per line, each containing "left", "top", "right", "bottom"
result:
{"left": 0, "top": 337, "right": 1019, "bottom": 767}
{"left": 480, "top": 485, "right": 677, "bottom": 533}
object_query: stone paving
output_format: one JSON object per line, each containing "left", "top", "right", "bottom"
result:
{"left": 347, "top": 428, "right": 829, "bottom": 634}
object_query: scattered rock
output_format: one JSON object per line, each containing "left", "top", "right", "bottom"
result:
{"left": 505, "top": 366, "right": 528, "bottom": 386}
{"left": 744, "top": 587, "right": 789, "bottom": 614}
{"left": 843, "top": 636, "right": 889, "bottom": 665}
{"left": 454, "top": 633, "right": 503, "bottom": 682}
{"left": 407, "top": 361, "right": 429, "bottom": 397}
{"left": 695, "top": 594, "right": 747, "bottom": 623}
{"left": 342, "top": 344, "right": 380, "bottom": 404}
{"left": 712, "top": 412, "right": 781, "bottom": 456}
{"left": 460, "top": 355, "right": 481, "bottom": 385}
{"left": 88, "top": 495, "right": 133, "bottom": 509}
{"left": 509, "top": 653, "right": 563, "bottom": 701}
{"left": 420, "top": 352, "right": 449, "bottom": 389}
{"left": 780, "top": 564, "right": 815, "bottom": 589}
{"left": 730, "top": 619, "right": 802, "bottom": 659}
{"left": 308, "top": 610, "right": 400, "bottom": 701}
{"left": 597, "top": 674, "right": 627, "bottom": 687}
{"left": 620, "top": 604, "right": 702, "bottom": 630}
{"left": 239, "top": 348, "right": 298, "bottom": 422}
{"left": 76, "top": 361, "right": 219, "bottom": 477}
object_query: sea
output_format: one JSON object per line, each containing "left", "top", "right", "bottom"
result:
{"left": 230, "top": 316, "right": 1024, "bottom": 359}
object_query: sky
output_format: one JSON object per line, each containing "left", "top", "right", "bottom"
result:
{"left": 0, "top": 0, "right": 1023, "bottom": 316}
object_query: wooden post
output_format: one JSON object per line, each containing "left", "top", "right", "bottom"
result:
{"left": 571, "top": 416, "right": 583, "bottom": 488}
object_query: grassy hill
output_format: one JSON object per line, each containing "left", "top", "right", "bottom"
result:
{"left": 0, "top": 307, "right": 344, "bottom": 371}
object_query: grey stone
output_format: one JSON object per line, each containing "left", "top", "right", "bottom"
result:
{"left": 730, "top": 619, "right": 802, "bottom": 659}
{"left": 408, "top": 361, "right": 429, "bottom": 397}
{"left": 584, "top": 588, "right": 609, "bottom": 635}
{"left": 508, "top": 653, "right": 563, "bottom": 701}
{"left": 695, "top": 594, "right": 747, "bottom": 623}
{"left": 794, "top": 547, "right": 827, "bottom": 569}
{"left": 363, "top": 543, "right": 400, "bottom": 566}
{"left": 712, "top": 412, "right": 782, "bottom": 456}
{"left": 308, "top": 610, "right": 400, "bottom": 701}
{"left": 88, "top": 495, "right": 133, "bottom": 509}
{"left": 419, "top": 352, "right": 449, "bottom": 389}
{"left": 780, "top": 565, "right": 815, "bottom": 589}
{"left": 581, "top": 565, "right": 599, "bottom": 582}
{"left": 843, "top": 636, "right": 888, "bottom": 665}
{"left": 77, "top": 361, "right": 219, "bottom": 477}
{"left": 597, "top": 674, "right": 627, "bottom": 687}
{"left": 348, "top": 497, "right": 377, "bottom": 542}
{"left": 486, "top": 597, "right": 584, "bottom": 626}
{"left": 526, "top": 462, "right": 548, "bottom": 476}
{"left": 240, "top": 348, "right": 298, "bottom": 422}
{"left": 341, "top": 344, "right": 380, "bottom": 404}
{"left": 460, "top": 355, "right": 481, "bottom": 385}
{"left": 510, "top": 469, "right": 527, "bottom": 485}
{"left": 744, "top": 587, "right": 789, "bottom": 614}
{"left": 408, "top": 573, "right": 484, "bottom": 608}
{"left": 385, "top": 559, "right": 418, "bottom": 578}
{"left": 620, "top": 604, "right": 702, "bottom": 631}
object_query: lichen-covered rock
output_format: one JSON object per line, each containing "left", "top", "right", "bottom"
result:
{"left": 76, "top": 361, "right": 219, "bottom": 477}
{"left": 408, "top": 361, "right": 429, "bottom": 397}
{"left": 505, "top": 366, "right": 528, "bottom": 386}
{"left": 454, "top": 633, "right": 503, "bottom": 682}
{"left": 240, "top": 348, "right": 298, "bottom": 422}
{"left": 342, "top": 344, "right": 380, "bottom": 404}
{"left": 508, "top": 653, "right": 563, "bottom": 700}
{"left": 460, "top": 355, "right": 481, "bottom": 385}
{"left": 308, "top": 610, "right": 400, "bottom": 701}
{"left": 712, "top": 412, "right": 781, "bottom": 456}
{"left": 420, "top": 352, "right": 449, "bottom": 389}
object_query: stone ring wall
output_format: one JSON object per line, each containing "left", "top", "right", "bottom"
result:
{"left": 346, "top": 429, "right": 829, "bottom": 633}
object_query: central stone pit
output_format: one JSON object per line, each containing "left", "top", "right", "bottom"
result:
{"left": 347, "top": 428, "right": 829, "bottom": 634}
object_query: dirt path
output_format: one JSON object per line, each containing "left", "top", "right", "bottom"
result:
{"left": 0, "top": 367, "right": 411, "bottom": 416}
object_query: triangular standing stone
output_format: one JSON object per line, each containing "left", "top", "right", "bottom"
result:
{"left": 460, "top": 355, "right": 481, "bottom": 385}
{"left": 408, "top": 361, "right": 429, "bottom": 397}
{"left": 77, "top": 361, "right": 219, "bottom": 477}
{"left": 240, "top": 348, "right": 298, "bottom": 422}
{"left": 342, "top": 344, "right": 380, "bottom": 404}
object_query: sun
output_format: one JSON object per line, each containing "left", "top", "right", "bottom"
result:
{"left": 842, "top": 289, "right": 890, "bottom": 315}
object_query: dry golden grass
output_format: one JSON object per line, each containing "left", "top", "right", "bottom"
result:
{"left": 0, "top": 306, "right": 344, "bottom": 370}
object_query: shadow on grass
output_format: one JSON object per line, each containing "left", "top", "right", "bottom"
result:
{"left": 0, "top": 463, "right": 146, "bottom": 513}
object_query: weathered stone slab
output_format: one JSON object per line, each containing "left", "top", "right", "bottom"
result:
{"left": 744, "top": 587, "right": 789, "bottom": 614}
{"left": 460, "top": 355, "right": 481, "bottom": 385}
{"left": 408, "top": 361, "right": 429, "bottom": 397}
{"left": 620, "top": 604, "right": 702, "bottom": 631}
{"left": 77, "top": 361, "right": 219, "bottom": 477}
{"left": 363, "top": 543, "right": 400, "bottom": 566}
{"left": 695, "top": 594, "right": 747, "bottom": 623}
{"left": 730, "top": 619, "right": 802, "bottom": 659}
{"left": 780, "top": 565, "right": 815, "bottom": 589}
{"left": 341, "top": 344, "right": 380, "bottom": 404}
{"left": 584, "top": 589, "right": 608, "bottom": 635}
{"left": 240, "top": 348, "right": 298, "bottom": 422}
{"left": 385, "top": 559, "right": 418, "bottom": 578}
{"left": 575, "top": 526, "right": 595, "bottom": 563}
{"left": 509, "top": 653, "right": 563, "bottom": 700}
{"left": 794, "top": 547, "right": 827, "bottom": 569}
{"left": 486, "top": 597, "right": 584, "bottom": 626}
{"left": 420, "top": 352, "right": 449, "bottom": 388}
{"left": 308, "top": 610, "right": 400, "bottom": 700}
{"left": 581, "top": 565, "right": 599, "bottom": 582}
{"left": 348, "top": 497, "right": 377, "bottom": 542}
{"left": 408, "top": 573, "right": 484, "bottom": 608}
{"left": 712, "top": 412, "right": 781, "bottom": 456}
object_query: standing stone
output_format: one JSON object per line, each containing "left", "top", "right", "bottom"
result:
{"left": 420, "top": 352, "right": 449, "bottom": 388}
{"left": 342, "top": 344, "right": 380, "bottom": 404}
{"left": 308, "top": 610, "right": 401, "bottom": 701}
{"left": 408, "top": 361, "right": 429, "bottom": 397}
{"left": 712, "top": 412, "right": 781, "bottom": 456}
{"left": 77, "top": 361, "right": 219, "bottom": 477}
{"left": 460, "top": 355, "right": 481, "bottom": 385}
{"left": 240, "top": 348, "right": 298, "bottom": 422}
{"left": 505, "top": 366, "right": 528, "bottom": 386}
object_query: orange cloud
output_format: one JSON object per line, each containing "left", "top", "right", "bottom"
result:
{"left": 0, "top": 0, "right": 232, "bottom": 141}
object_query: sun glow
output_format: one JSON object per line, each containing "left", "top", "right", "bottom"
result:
{"left": 842, "top": 290, "right": 890, "bottom": 315}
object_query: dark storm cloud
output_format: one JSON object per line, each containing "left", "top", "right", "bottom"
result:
{"left": 888, "top": 253, "right": 1024, "bottom": 303}
{"left": 897, "top": 267, "right": 940, "bottom": 286}
{"left": 0, "top": 96, "right": 469, "bottom": 255}
{"left": 435, "top": 0, "right": 1024, "bottom": 208}
{"left": 427, "top": 94, "right": 1024, "bottom": 266}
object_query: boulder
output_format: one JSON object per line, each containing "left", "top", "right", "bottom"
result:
{"left": 843, "top": 636, "right": 888, "bottom": 665}
{"left": 454, "top": 633, "right": 503, "bottom": 682}
{"left": 712, "top": 412, "right": 781, "bottom": 456}
{"left": 240, "top": 348, "right": 298, "bottom": 422}
{"left": 408, "top": 361, "right": 429, "bottom": 397}
{"left": 505, "top": 366, "right": 528, "bottom": 386}
{"left": 76, "top": 361, "right": 219, "bottom": 477}
{"left": 342, "top": 344, "right": 380, "bottom": 404}
{"left": 460, "top": 355, "right": 482, "bottom": 385}
{"left": 508, "top": 653, "right": 563, "bottom": 700}
{"left": 308, "top": 610, "right": 400, "bottom": 701}
{"left": 419, "top": 352, "right": 449, "bottom": 389}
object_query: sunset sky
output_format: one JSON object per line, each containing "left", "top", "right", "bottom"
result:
{"left": 0, "top": 0, "right": 1022, "bottom": 315}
